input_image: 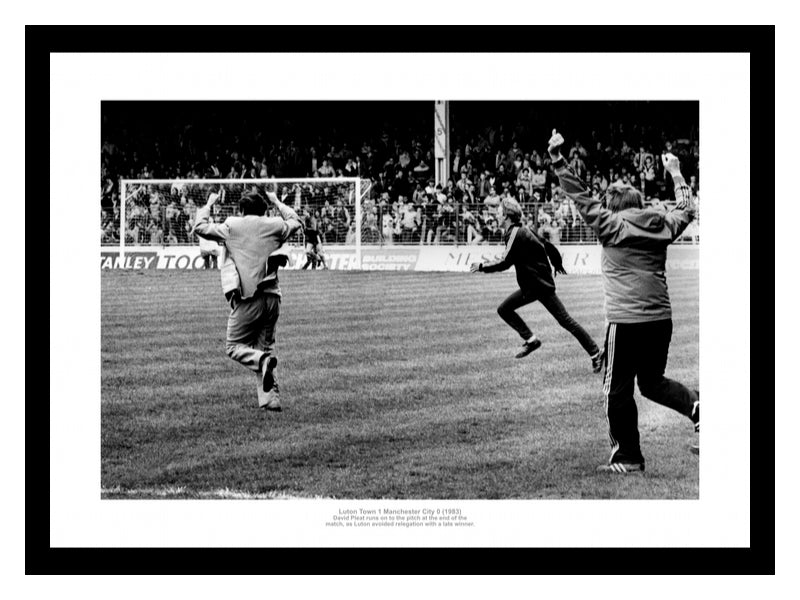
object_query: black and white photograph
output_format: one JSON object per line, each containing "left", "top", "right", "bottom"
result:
{"left": 99, "top": 100, "right": 700, "bottom": 500}
{"left": 35, "top": 19, "right": 779, "bottom": 583}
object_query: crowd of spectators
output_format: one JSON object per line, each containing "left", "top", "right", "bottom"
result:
{"left": 101, "top": 102, "right": 700, "bottom": 246}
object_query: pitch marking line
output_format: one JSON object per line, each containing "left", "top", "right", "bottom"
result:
{"left": 101, "top": 487, "right": 334, "bottom": 500}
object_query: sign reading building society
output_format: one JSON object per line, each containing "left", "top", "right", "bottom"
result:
{"left": 101, "top": 246, "right": 697, "bottom": 272}
{"left": 284, "top": 248, "right": 419, "bottom": 271}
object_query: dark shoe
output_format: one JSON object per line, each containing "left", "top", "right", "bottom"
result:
{"left": 591, "top": 348, "right": 605, "bottom": 374}
{"left": 262, "top": 356, "right": 278, "bottom": 393}
{"left": 596, "top": 462, "right": 645, "bottom": 474}
{"left": 515, "top": 337, "right": 542, "bottom": 359}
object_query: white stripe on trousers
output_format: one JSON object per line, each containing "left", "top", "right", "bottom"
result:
{"left": 603, "top": 323, "right": 620, "bottom": 459}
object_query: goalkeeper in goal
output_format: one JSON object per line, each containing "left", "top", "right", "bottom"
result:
{"left": 302, "top": 217, "right": 328, "bottom": 270}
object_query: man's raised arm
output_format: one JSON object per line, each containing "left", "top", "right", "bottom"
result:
{"left": 265, "top": 191, "right": 303, "bottom": 239}
{"left": 548, "top": 129, "right": 622, "bottom": 244}
{"left": 661, "top": 153, "right": 697, "bottom": 241}
{"left": 193, "top": 189, "right": 230, "bottom": 241}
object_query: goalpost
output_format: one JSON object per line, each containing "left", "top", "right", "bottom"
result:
{"left": 116, "top": 177, "right": 373, "bottom": 267}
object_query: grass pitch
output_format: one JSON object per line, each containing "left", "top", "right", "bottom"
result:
{"left": 101, "top": 268, "right": 699, "bottom": 499}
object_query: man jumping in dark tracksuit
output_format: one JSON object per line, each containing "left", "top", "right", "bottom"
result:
{"left": 548, "top": 129, "right": 700, "bottom": 473}
{"left": 470, "top": 197, "right": 604, "bottom": 373}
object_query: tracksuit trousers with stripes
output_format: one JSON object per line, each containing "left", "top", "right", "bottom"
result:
{"left": 602, "top": 319, "right": 698, "bottom": 465}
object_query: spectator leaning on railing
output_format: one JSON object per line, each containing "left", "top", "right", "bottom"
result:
{"left": 400, "top": 200, "right": 420, "bottom": 243}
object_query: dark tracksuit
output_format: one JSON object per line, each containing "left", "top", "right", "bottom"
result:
{"left": 553, "top": 157, "right": 699, "bottom": 466}
{"left": 302, "top": 228, "right": 323, "bottom": 269}
{"left": 482, "top": 223, "right": 599, "bottom": 357}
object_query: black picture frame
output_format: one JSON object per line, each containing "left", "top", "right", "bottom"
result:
{"left": 36, "top": 24, "right": 773, "bottom": 576}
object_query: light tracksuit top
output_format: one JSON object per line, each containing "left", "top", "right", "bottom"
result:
{"left": 552, "top": 157, "right": 696, "bottom": 324}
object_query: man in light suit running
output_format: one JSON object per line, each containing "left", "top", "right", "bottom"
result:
{"left": 193, "top": 189, "right": 302, "bottom": 412}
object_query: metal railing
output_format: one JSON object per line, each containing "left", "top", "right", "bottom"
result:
{"left": 101, "top": 200, "right": 699, "bottom": 247}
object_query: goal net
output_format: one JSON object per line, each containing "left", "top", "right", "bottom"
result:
{"left": 109, "top": 176, "right": 373, "bottom": 259}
